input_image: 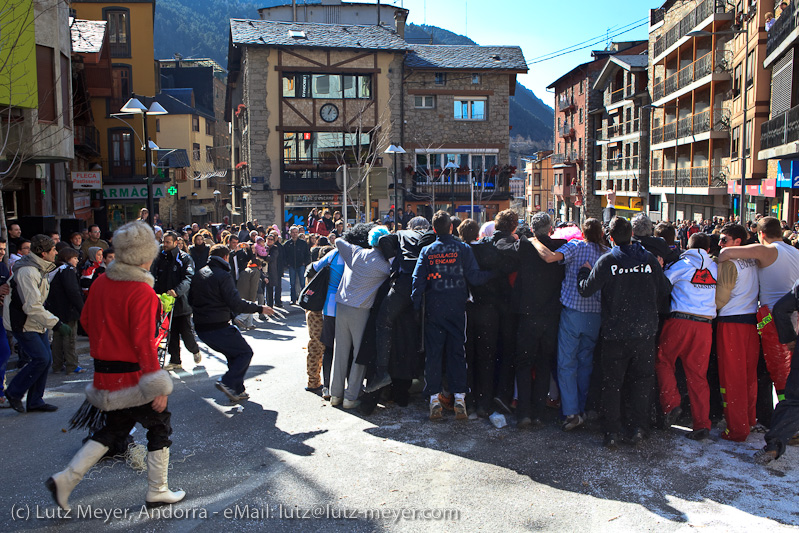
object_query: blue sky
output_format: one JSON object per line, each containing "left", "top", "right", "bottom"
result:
{"left": 387, "top": 0, "right": 655, "bottom": 106}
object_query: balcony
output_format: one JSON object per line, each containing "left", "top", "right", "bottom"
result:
{"left": 595, "top": 156, "right": 640, "bottom": 173}
{"left": 100, "top": 158, "right": 170, "bottom": 184}
{"left": 650, "top": 164, "right": 727, "bottom": 188}
{"left": 552, "top": 151, "right": 578, "bottom": 165}
{"left": 652, "top": 50, "right": 729, "bottom": 102}
{"left": 553, "top": 183, "right": 577, "bottom": 198}
{"left": 766, "top": 0, "right": 799, "bottom": 65}
{"left": 653, "top": 0, "right": 728, "bottom": 59}
{"left": 282, "top": 170, "right": 340, "bottom": 192}
{"left": 559, "top": 124, "right": 576, "bottom": 138}
{"left": 411, "top": 180, "right": 510, "bottom": 200}
{"left": 610, "top": 84, "right": 636, "bottom": 104}
{"left": 596, "top": 118, "right": 641, "bottom": 141}
{"left": 650, "top": 7, "right": 665, "bottom": 28}
{"left": 558, "top": 95, "right": 576, "bottom": 112}
{"left": 74, "top": 125, "right": 100, "bottom": 156}
{"left": 759, "top": 104, "right": 799, "bottom": 158}
{"left": 651, "top": 108, "right": 730, "bottom": 146}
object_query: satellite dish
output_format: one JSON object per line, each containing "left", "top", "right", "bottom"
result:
{"left": 226, "top": 203, "right": 232, "bottom": 212}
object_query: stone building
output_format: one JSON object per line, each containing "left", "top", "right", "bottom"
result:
{"left": 524, "top": 150, "right": 555, "bottom": 222}
{"left": 226, "top": 19, "right": 406, "bottom": 226}
{"left": 402, "top": 44, "right": 528, "bottom": 224}
{"left": 592, "top": 53, "right": 651, "bottom": 220}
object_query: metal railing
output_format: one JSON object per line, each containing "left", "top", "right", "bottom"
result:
{"left": 74, "top": 125, "right": 100, "bottom": 154}
{"left": 552, "top": 151, "right": 578, "bottom": 165}
{"left": 596, "top": 118, "right": 641, "bottom": 140}
{"left": 559, "top": 124, "right": 575, "bottom": 137}
{"left": 653, "top": 0, "right": 727, "bottom": 58}
{"left": 651, "top": 7, "right": 665, "bottom": 26}
{"left": 282, "top": 170, "right": 340, "bottom": 192}
{"left": 651, "top": 108, "right": 730, "bottom": 145}
{"left": 767, "top": 0, "right": 799, "bottom": 58}
{"left": 650, "top": 164, "right": 727, "bottom": 188}
{"left": 595, "top": 157, "right": 640, "bottom": 172}
{"left": 610, "top": 84, "right": 636, "bottom": 104}
{"left": 558, "top": 95, "right": 576, "bottom": 111}
{"left": 652, "top": 50, "right": 727, "bottom": 101}
{"left": 413, "top": 182, "right": 510, "bottom": 198}
{"left": 760, "top": 103, "right": 799, "bottom": 150}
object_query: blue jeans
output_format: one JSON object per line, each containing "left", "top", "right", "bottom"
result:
{"left": 287, "top": 265, "right": 305, "bottom": 303}
{"left": 557, "top": 307, "right": 601, "bottom": 416}
{"left": 198, "top": 325, "right": 253, "bottom": 394}
{"left": 6, "top": 331, "right": 52, "bottom": 408}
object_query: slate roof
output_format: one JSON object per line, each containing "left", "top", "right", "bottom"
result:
{"left": 230, "top": 19, "right": 408, "bottom": 51}
{"left": 405, "top": 45, "right": 527, "bottom": 72}
{"left": 594, "top": 54, "right": 649, "bottom": 90}
{"left": 611, "top": 54, "right": 649, "bottom": 70}
{"left": 70, "top": 19, "right": 106, "bottom": 54}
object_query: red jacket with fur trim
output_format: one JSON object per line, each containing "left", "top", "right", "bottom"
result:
{"left": 81, "top": 262, "right": 172, "bottom": 411}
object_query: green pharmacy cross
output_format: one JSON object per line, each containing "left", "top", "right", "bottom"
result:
{"left": 167, "top": 186, "right": 177, "bottom": 196}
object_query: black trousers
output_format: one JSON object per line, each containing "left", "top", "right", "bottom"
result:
{"left": 466, "top": 301, "right": 499, "bottom": 412}
{"left": 92, "top": 402, "right": 172, "bottom": 452}
{"left": 514, "top": 313, "right": 559, "bottom": 420}
{"left": 765, "top": 346, "right": 799, "bottom": 457}
{"left": 168, "top": 314, "right": 200, "bottom": 364}
{"left": 601, "top": 337, "right": 656, "bottom": 435}
{"left": 494, "top": 309, "right": 519, "bottom": 404}
{"left": 376, "top": 274, "right": 419, "bottom": 378}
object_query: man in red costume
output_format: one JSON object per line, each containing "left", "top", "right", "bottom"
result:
{"left": 46, "top": 221, "right": 185, "bottom": 511}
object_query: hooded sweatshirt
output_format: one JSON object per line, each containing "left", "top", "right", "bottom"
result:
{"left": 664, "top": 248, "right": 717, "bottom": 318}
{"left": 577, "top": 242, "right": 671, "bottom": 340}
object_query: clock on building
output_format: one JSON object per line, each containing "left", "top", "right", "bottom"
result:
{"left": 320, "top": 103, "right": 339, "bottom": 123}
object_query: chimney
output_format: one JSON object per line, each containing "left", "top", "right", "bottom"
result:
{"left": 292, "top": 0, "right": 297, "bottom": 22}
{"left": 377, "top": 0, "right": 381, "bottom": 27}
{"left": 394, "top": 9, "right": 407, "bottom": 39}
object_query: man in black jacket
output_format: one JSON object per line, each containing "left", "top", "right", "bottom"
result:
{"left": 151, "top": 231, "right": 199, "bottom": 370}
{"left": 283, "top": 226, "right": 311, "bottom": 304}
{"left": 190, "top": 244, "right": 274, "bottom": 402}
{"left": 498, "top": 213, "right": 565, "bottom": 428}
{"left": 578, "top": 216, "right": 672, "bottom": 448}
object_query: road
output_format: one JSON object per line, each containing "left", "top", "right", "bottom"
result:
{"left": 1, "top": 304, "right": 798, "bottom": 532}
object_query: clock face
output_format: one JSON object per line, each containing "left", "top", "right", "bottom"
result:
{"left": 320, "top": 103, "right": 339, "bottom": 123}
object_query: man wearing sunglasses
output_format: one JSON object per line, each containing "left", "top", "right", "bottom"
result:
{"left": 715, "top": 224, "right": 760, "bottom": 442}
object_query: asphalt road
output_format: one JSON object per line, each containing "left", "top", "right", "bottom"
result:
{"left": 1, "top": 303, "right": 798, "bottom": 532}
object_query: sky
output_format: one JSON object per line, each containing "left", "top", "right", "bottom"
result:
{"left": 385, "top": 0, "right": 655, "bottom": 106}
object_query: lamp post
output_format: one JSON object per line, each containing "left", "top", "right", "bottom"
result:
{"left": 688, "top": 13, "right": 751, "bottom": 223}
{"left": 119, "top": 97, "right": 168, "bottom": 226}
{"left": 385, "top": 144, "right": 406, "bottom": 228}
{"left": 213, "top": 189, "right": 221, "bottom": 222}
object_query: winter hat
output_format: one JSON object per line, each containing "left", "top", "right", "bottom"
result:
{"left": 112, "top": 221, "right": 160, "bottom": 267}
{"left": 368, "top": 226, "right": 390, "bottom": 248}
{"left": 88, "top": 246, "right": 103, "bottom": 262}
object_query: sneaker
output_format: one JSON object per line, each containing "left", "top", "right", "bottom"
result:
{"left": 330, "top": 396, "right": 343, "bottom": 406}
{"left": 429, "top": 400, "right": 443, "bottom": 421}
{"left": 233, "top": 390, "right": 250, "bottom": 403}
{"left": 163, "top": 363, "right": 183, "bottom": 372}
{"left": 685, "top": 428, "right": 710, "bottom": 441}
{"left": 438, "top": 393, "right": 454, "bottom": 411}
{"left": 454, "top": 398, "right": 467, "bottom": 420}
{"left": 603, "top": 433, "right": 619, "bottom": 449}
{"left": 343, "top": 398, "right": 361, "bottom": 409}
{"left": 72, "top": 366, "right": 87, "bottom": 374}
{"left": 753, "top": 447, "right": 779, "bottom": 465}
{"left": 663, "top": 405, "right": 683, "bottom": 428}
{"left": 562, "top": 414, "right": 585, "bottom": 431}
{"left": 193, "top": 352, "right": 202, "bottom": 364}
{"left": 215, "top": 380, "right": 239, "bottom": 402}
{"left": 322, "top": 387, "right": 331, "bottom": 401}
{"left": 750, "top": 423, "right": 767, "bottom": 433}
{"left": 259, "top": 314, "right": 266, "bottom": 321}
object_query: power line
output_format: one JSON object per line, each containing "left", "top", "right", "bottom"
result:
{"left": 528, "top": 21, "right": 649, "bottom": 65}
{"left": 526, "top": 17, "right": 648, "bottom": 62}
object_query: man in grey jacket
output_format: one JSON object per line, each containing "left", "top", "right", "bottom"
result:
{"left": 3, "top": 234, "right": 69, "bottom": 413}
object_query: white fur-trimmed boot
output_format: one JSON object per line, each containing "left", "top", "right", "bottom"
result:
{"left": 145, "top": 448, "right": 186, "bottom": 507}
{"left": 46, "top": 440, "right": 109, "bottom": 510}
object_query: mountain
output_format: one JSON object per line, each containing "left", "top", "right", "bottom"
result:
{"left": 153, "top": 2, "right": 552, "bottom": 146}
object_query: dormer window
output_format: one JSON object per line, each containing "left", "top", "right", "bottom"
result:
{"left": 288, "top": 30, "right": 306, "bottom": 39}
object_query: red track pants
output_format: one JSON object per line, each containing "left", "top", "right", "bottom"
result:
{"left": 656, "top": 317, "right": 712, "bottom": 431}
{"left": 716, "top": 322, "right": 759, "bottom": 441}
{"left": 757, "top": 305, "right": 792, "bottom": 394}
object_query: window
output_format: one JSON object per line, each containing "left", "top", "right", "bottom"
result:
{"left": 104, "top": 8, "right": 130, "bottom": 57}
{"left": 731, "top": 125, "right": 740, "bottom": 158}
{"left": 745, "top": 51, "right": 754, "bottom": 89}
{"left": 579, "top": 108, "right": 583, "bottom": 124}
{"left": 110, "top": 64, "right": 132, "bottom": 113}
{"left": 60, "top": 53, "right": 70, "bottom": 127}
{"left": 579, "top": 80, "right": 584, "bottom": 94}
{"left": 205, "top": 119, "right": 214, "bottom": 135}
{"left": 192, "top": 115, "right": 200, "bottom": 132}
{"left": 534, "top": 194, "right": 541, "bottom": 208}
{"left": 36, "top": 46, "right": 56, "bottom": 122}
{"left": 155, "top": 118, "right": 160, "bottom": 132}
{"left": 534, "top": 172, "right": 541, "bottom": 186}
{"left": 733, "top": 63, "right": 741, "bottom": 97}
{"left": 434, "top": 72, "right": 446, "bottom": 85}
{"left": 744, "top": 120, "right": 752, "bottom": 157}
{"left": 471, "top": 73, "right": 480, "bottom": 84}
{"left": 282, "top": 73, "right": 371, "bottom": 99}
{"left": 206, "top": 146, "right": 213, "bottom": 163}
{"left": 414, "top": 95, "right": 435, "bottom": 108}
{"left": 193, "top": 143, "right": 200, "bottom": 161}
{"left": 454, "top": 98, "right": 486, "bottom": 120}
{"left": 194, "top": 171, "right": 201, "bottom": 189}
{"left": 206, "top": 176, "right": 212, "bottom": 189}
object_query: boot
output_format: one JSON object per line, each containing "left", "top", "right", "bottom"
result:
{"left": 145, "top": 448, "right": 186, "bottom": 507}
{"left": 364, "top": 367, "right": 392, "bottom": 393}
{"left": 46, "top": 440, "right": 109, "bottom": 510}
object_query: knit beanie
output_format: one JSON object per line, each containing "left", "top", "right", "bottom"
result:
{"left": 112, "top": 221, "right": 159, "bottom": 267}
{"left": 88, "top": 246, "right": 102, "bottom": 263}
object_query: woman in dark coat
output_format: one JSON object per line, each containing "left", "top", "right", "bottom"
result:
{"left": 189, "top": 232, "right": 210, "bottom": 269}
{"left": 46, "top": 248, "right": 85, "bottom": 373}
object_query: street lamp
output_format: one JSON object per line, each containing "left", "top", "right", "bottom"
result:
{"left": 385, "top": 144, "right": 406, "bottom": 228}
{"left": 119, "top": 97, "right": 168, "bottom": 226}
{"left": 213, "top": 189, "right": 221, "bottom": 222}
{"left": 644, "top": 102, "right": 680, "bottom": 222}
{"left": 687, "top": 16, "right": 751, "bottom": 223}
